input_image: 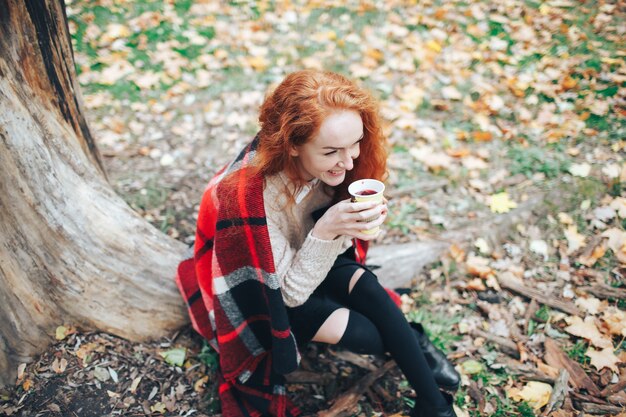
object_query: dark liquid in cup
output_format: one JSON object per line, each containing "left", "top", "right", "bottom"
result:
{"left": 356, "top": 189, "right": 377, "bottom": 196}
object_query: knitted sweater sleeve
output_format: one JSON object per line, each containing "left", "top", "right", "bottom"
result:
{"left": 266, "top": 211, "right": 349, "bottom": 307}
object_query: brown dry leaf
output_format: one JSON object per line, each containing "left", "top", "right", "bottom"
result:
{"left": 472, "top": 131, "right": 493, "bottom": 141}
{"left": 601, "top": 228, "right": 626, "bottom": 263}
{"left": 586, "top": 347, "right": 620, "bottom": 373}
{"left": 563, "top": 316, "right": 613, "bottom": 349}
{"left": 507, "top": 381, "right": 553, "bottom": 410}
{"left": 245, "top": 56, "right": 269, "bottom": 72}
{"left": 17, "top": 363, "right": 26, "bottom": 381}
{"left": 446, "top": 147, "right": 471, "bottom": 158}
{"left": 574, "top": 296, "right": 605, "bottom": 315}
{"left": 466, "top": 255, "right": 494, "bottom": 278}
{"left": 409, "top": 146, "right": 453, "bottom": 172}
{"left": 466, "top": 278, "right": 487, "bottom": 291}
{"left": 561, "top": 75, "right": 577, "bottom": 90}
{"left": 98, "top": 60, "right": 134, "bottom": 85}
{"left": 536, "top": 361, "right": 560, "bottom": 379}
{"left": 194, "top": 376, "right": 209, "bottom": 393}
{"left": 22, "top": 379, "right": 33, "bottom": 390}
{"left": 564, "top": 225, "right": 586, "bottom": 254}
{"left": 577, "top": 237, "right": 608, "bottom": 266}
{"left": 549, "top": 410, "right": 573, "bottom": 417}
{"left": 129, "top": 376, "right": 142, "bottom": 394}
{"left": 544, "top": 338, "right": 601, "bottom": 396}
{"left": 602, "top": 306, "right": 626, "bottom": 337}
{"left": 51, "top": 358, "right": 68, "bottom": 374}
{"left": 75, "top": 342, "right": 99, "bottom": 366}
{"left": 557, "top": 212, "right": 574, "bottom": 225}
{"left": 449, "top": 244, "right": 466, "bottom": 262}
{"left": 100, "top": 23, "right": 131, "bottom": 45}
{"left": 610, "top": 197, "right": 626, "bottom": 218}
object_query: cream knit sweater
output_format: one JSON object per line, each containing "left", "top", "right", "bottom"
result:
{"left": 263, "top": 172, "right": 352, "bottom": 307}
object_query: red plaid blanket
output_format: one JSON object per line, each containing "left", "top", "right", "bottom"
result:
{"left": 176, "top": 137, "right": 371, "bottom": 416}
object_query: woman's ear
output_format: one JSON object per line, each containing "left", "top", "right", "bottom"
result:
{"left": 289, "top": 145, "right": 299, "bottom": 157}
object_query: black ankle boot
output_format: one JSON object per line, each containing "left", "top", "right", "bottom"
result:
{"left": 410, "top": 322, "right": 460, "bottom": 391}
{"left": 411, "top": 392, "right": 458, "bottom": 417}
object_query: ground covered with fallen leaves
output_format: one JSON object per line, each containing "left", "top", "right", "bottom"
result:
{"left": 1, "top": 0, "right": 625, "bottom": 416}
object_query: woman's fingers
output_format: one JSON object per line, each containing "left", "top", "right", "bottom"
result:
{"left": 353, "top": 204, "right": 385, "bottom": 222}
{"left": 345, "top": 200, "right": 379, "bottom": 212}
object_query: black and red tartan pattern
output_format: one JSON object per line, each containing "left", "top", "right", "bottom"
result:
{"left": 176, "top": 137, "right": 373, "bottom": 416}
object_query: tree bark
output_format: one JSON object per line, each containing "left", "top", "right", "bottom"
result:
{"left": 0, "top": 0, "right": 187, "bottom": 387}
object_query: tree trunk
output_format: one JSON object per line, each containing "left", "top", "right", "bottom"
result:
{"left": 0, "top": 0, "right": 187, "bottom": 387}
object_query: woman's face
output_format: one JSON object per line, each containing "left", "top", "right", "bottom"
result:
{"left": 290, "top": 109, "right": 363, "bottom": 187}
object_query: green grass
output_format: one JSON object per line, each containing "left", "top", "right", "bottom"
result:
{"left": 507, "top": 145, "right": 570, "bottom": 179}
{"left": 566, "top": 340, "right": 590, "bottom": 366}
{"left": 406, "top": 309, "right": 462, "bottom": 354}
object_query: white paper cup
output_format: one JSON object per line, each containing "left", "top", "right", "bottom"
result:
{"left": 348, "top": 179, "right": 385, "bottom": 234}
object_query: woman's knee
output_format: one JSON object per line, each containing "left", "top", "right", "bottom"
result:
{"left": 348, "top": 268, "right": 366, "bottom": 294}
{"left": 311, "top": 308, "right": 350, "bottom": 344}
{"left": 348, "top": 268, "right": 383, "bottom": 298}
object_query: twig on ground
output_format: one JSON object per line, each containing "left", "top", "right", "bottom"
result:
{"left": 317, "top": 360, "right": 395, "bottom": 417}
{"left": 542, "top": 369, "right": 569, "bottom": 417}
{"left": 470, "top": 329, "right": 520, "bottom": 359}
{"left": 497, "top": 272, "right": 581, "bottom": 316}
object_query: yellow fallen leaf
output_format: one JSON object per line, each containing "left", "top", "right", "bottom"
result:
{"left": 586, "top": 347, "right": 620, "bottom": 373}
{"left": 151, "top": 402, "right": 167, "bottom": 413}
{"left": 246, "top": 56, "right": 268, "bottom": 72}
{"left": 507, "top": 381, "right": 553, "bottom": 410}
{"left": 55, "top": 325, "right": 76, "bottom": 340}
{"left": 56, "top": 326, "right": 68, "bottom": 340}
{"left": 563, "top": 316, "right": 613, "bottom": 349}
{"left": 426, "top": 39, "right": 442, "bottom": 52}
{"left": 365, "top": 48, "right": 384, "bottom": 62}
{"left": 489, "top": 192, "right": 517, "bottom": 213}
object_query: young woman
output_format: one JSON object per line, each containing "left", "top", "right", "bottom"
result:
{"left": 177, "top": 70, "right": 459, "bottom": 417}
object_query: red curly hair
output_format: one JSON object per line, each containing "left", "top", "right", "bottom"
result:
{"left": 251, "top": 70, "right": 388, "bottom": 201}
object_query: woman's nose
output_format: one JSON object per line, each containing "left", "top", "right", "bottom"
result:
{"left": 342, "top": 151, "right": 354, "bottom": 170}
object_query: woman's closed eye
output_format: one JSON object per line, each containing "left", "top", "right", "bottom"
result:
{"left": 324, "top": 139, "right": 362, "bottom": 156}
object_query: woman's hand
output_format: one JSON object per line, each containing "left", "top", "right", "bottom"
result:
{"left": 311, "top": 198, "right": 388, "bottom": 241}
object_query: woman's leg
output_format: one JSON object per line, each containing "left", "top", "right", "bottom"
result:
{"left": 327, "top": 266, "right": 448, "bottom": 407}
{"left": 312, "top": 307, "right": 386, "bottom": 355}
